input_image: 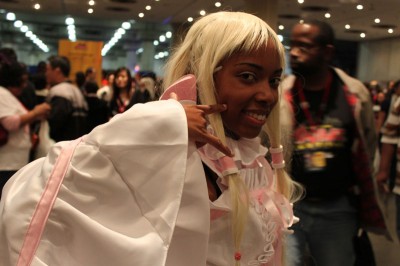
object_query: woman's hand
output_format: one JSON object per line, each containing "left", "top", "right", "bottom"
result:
{"left": 169, "top": 92, "right": 233, "bottom": 157}
{"left": 184, "top": 104, "right": 233, "bottom": 156}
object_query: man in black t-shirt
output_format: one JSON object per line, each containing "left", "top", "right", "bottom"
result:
{"left": 281, "top": 20, "right": 385, "bottom": 266}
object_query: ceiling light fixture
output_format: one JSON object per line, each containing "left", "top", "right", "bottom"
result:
{"left": 122, "top": 22, "right": 131, "bottom": 30}
{"left": 34, "top": 3, "right": 41, "bottom": 10}
{"left": 88, "top": 1, "right": 95, "bottom": 14}
{"left": 65, "top": 17, "right": 76, "bottom": 41}
{"left": 13, "top": 20, "right": 23, "bottom": 28}
{"left": 6, "top": 12, "right": 16, "bottom": 21}
{"left": 298, "top": 0, "right": 304, "bottom": 4}
{"left": 146, "top": 5, "right": 151, "bottom": 10}
{"left": 345, "top": 24, "right": 350, "bottom": 29}
{"left": 6, "top": 13, "right": 49, "bottom": 52}
{"left": 324, "top": 13, "right": 331, "bottom": 18}
{"left": 102, "top": 24, "right": 132, "bottom": 56}
{"left": 138, "top": 13, "right": 144, "bottom": 18}
{"left": 188, "top": 17, "right": 193, "bottom": 22}
{"left": 154, "top": 51, "right": 169, "bottom": 60}
{"left": 360, "top": 33, "right": 366, "bottom": 38}
{"left": 20, "top": 25, "right": 29, "bottom": 32}
{"left": 356, "top": 5, "right": 363, "bottom": 10}
{"left": 136, "top": 48, "right": 143, "bottom": 55}
{"left": 278, "top": 25, "right": 284, "bottom": 30}
{"left": 152, "top": 30, "right": 173, "bottom": 55}
{"left": 215, "top": 2, "right": 221, "bottom": 7}
{"left": 374, "top": 18, "right": 380, "bottom": 23}
{"left": 388, "top": 29, "right": 394, "bottom": 34}
{"left": 65, "top": 17, "right": 74, "bottom": 25}
{"left": 199, "top": 10, "right": 206, "bottom": 16}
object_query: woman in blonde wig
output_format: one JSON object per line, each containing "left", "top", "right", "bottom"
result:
{"left": 0, "top": 11, "right": 299, "bottom": 266}
{"left": 163, "top": 11, "right": 301, "bottom": 265}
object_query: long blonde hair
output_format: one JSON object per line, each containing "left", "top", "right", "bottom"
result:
{"left": 163, "top": 11, "right": 302, "bottom": 265}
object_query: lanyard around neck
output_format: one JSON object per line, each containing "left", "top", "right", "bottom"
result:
{"left": 295, "top": 71, "right": 333, "bottom": 127}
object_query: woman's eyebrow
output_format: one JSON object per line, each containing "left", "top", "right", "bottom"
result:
{"left": 236, "top": 62, "right": 263, "bottom": 70}
{"left": 236, "top": 63, "right": 283, "bottom": 75}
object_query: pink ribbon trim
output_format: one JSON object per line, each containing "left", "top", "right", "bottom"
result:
{"left": 270, "top": 145, "right": 285, "bottom": 169}
{"left": 17, "top": 137, "right": 83, "bottom": 266}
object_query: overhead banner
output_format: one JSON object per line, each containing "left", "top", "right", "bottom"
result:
{"left": 58, "top": 39, "right": 103, "bottom": 86}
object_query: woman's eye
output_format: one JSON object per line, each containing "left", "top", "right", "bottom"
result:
{"left": 239, "top": 72, "right": 256, "bottom": 82}
{"left": 270, "top": 77, "right": 281, "bottom": 89}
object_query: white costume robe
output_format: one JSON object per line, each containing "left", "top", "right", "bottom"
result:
{"left": 0, "top": 100, "right": 209, "bottom": 266}
{"left": 0, "top": 99, "right": 293, "bottom": 266}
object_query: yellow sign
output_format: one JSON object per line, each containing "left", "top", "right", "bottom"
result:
{"left": 58, "top": 39, "right": 103, "bottom": 86}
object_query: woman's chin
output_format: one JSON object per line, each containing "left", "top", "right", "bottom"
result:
{"left": 225, "top": 128, "right": 261, "bottom": 140}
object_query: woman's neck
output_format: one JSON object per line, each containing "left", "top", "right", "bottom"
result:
{"left": 119, "top": 89, "right": 130, "bottom": 99}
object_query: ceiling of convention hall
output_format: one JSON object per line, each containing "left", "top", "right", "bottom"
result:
{"left": 0, "top": 0, "right": 399, "bottom": 58}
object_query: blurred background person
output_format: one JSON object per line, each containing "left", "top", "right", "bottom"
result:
{"left": 83, "top": 81, "right": 108, "bottom": 132}
{"left": 109, "top": 67, "right": 133, "bottom": 117}
{"left": 0, "top": 60, "right": 50, "bottom": 198}
{"left": 97, "top": 71, "right": 114, "bottom": 103}
{"left": 281, "top": 20, "right": 386, "bottom": 266}
{"left": 85, "top": 67, "right": 97, "bottom": 84}
{"left": 75, "top": 71, "right": 86, "bottom": 94}
{"left": 46, "top": 55, "right": 88, "bottom": 142}
{"left": 30, "top": 61, "right": 49, "bottom": 104}
{"left": 130, "top": 77, "right": 152, "bottom": 105}
{"left": 0, "top": 47, "right": 37, "bottom": 111}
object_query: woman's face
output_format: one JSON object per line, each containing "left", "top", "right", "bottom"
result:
{"left": 214, "top": 44, "right": 282, "bottom": 139}
{"left": 115, "top": 70, "right": 129, "bottom": 89}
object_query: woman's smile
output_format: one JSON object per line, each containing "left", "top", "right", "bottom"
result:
{"left": 214, "top": 44, "right": 282, "bottom": 139}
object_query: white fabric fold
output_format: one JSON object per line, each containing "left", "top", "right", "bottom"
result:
{"left": 0, "top": 100, "right": 209, "bottom": 266}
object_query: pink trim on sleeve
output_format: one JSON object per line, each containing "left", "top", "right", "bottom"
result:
{"left": 17, "top": 137, "right": 83, "bottom": 266}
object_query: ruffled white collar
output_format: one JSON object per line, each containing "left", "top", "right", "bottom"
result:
{"left": 200, "top": 137, "right": 268, "bottom": 166}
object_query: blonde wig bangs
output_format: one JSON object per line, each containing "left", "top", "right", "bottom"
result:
{"left": 164, "top": 11, "right": 286, "bottom": 101}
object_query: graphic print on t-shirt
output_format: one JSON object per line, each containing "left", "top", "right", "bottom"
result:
{"left": 290, "top": 75, "right": 356, "bottom": 198}
{"left": 293, "top": 121, "right": 346, "bottom": 171}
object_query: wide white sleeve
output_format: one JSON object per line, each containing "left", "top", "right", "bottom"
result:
{"left": 0, "top": 100, "right": 208, "bottom": 266}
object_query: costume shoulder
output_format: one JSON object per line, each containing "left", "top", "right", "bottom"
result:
{"left": 0, "top": 100, "right": 194, "bottom": 266}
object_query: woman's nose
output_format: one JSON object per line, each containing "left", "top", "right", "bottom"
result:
{"left": 255, "top": 83, "right": 276, "bottom": 104}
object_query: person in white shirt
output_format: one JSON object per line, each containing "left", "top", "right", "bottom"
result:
{"left": 0, "top": 61, "right": 50, "bottom": 198}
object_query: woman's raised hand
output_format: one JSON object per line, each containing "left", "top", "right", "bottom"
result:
{"left": 169, "top": 92, "right": 233, "bottom": 157}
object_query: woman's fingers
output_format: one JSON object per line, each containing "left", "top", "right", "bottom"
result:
{"left": 200, "top": 133, "right": 233, "bottom": 157}
{"left": 184, "top": 104, "right": 233, "bottom": 157}
{"left": 196, "top": 104, "right": 227, "bottom": 114}
{"left": 169, "top": 92, "right": 178, "bottom": 100}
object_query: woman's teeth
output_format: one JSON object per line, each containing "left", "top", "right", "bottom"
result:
{"left": 245, "top": 112, "right": 266, "bottom": 121}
